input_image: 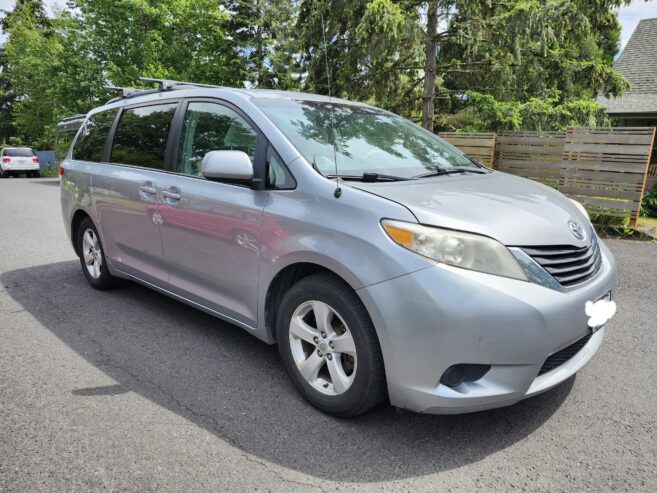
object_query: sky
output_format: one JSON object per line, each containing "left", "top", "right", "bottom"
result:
{"left": 0, "top": 0, "right": 655, "bottom": 50}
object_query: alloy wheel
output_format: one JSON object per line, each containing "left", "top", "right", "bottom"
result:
{"left": 82, "top": 228, "right": 103, "bottom": 279}
{"left": 288, "top": 300, "right": 357, "bottom": 396}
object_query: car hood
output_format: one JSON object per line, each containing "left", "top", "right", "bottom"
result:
{"left": 351, "top": 171, "right": 590, "bottom": 247}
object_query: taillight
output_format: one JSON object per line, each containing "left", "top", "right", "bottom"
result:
{"left": 2, "top": 157, "right": 10, "bottom": 163}
{"left": 58, "top": 166, "right": 64, "bottom": 176}
{"left": 32, "top": 156, "right": 39, "bottom": 163}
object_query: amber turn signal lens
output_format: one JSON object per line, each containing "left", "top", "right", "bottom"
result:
{"left": 383, "top": 223, "right": 414, "bottom": 247}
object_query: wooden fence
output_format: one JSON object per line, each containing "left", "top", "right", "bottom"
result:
{"left": 439, "top": 132, "right": 496, "bottom": 168}
{"left": 439, "top": 127, "right": 657, "bottom": 224}
{"left": 647, "top": 163, "right": 657, "bottom": 193}
{"left": 559, "top": 127, "right": 655, "bottom": 221}
{"left": 494, "top": 131, "right": 565, "bottom": 188}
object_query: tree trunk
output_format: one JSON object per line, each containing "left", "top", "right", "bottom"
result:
{"left": 422, "top": 0, "right": 438, "bottom": 131}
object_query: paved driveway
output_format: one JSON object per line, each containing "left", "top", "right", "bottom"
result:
{"left": 1, "top": 178, "right": 656, "bottom": 491}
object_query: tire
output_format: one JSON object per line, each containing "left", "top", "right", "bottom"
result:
{"left": 76, "top": 217, "right": 119, "bottom": 290}
{"left": 33, "top": 171, "right": 40, "bottom": 178}
{"left": 276, "top": 273, "right": 386, "bottom": 417}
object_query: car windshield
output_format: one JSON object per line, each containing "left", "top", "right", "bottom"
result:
{"left": 4, "top": 148, "right": 34, "bottom": 157}
{"left": 254, "top": 99, "right": 476, "bottom": 178}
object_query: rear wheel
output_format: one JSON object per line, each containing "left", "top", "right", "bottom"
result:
{"left": 76, "top": 217, "right": 119, "bottom": 290}
{"left": 276, "top": 273, "right": 386, "bottom": 417}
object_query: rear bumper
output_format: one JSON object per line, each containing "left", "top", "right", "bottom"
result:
{"left": 1, "top": 164, "right": 40, "bottom": 172}
{"left": 358, "top": 238, "right": 617, "bottom": 414}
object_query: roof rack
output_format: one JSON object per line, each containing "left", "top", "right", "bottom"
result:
{"left": 58, "top": 114, "right": 87, "bottom": 123}
{"left": 104, "top": 77, "right": 222, "bottom": 103}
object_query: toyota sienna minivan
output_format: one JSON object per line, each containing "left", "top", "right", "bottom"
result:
{"left": 60, "top": 81, "right": 617, "bottom": 416}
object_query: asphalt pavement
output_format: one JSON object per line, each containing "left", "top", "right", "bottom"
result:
{"left": 1, "top": 177, "right": 656, "bottom": 492}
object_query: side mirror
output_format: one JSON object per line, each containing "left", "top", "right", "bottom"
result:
{"left": 201, "top": 150, "right": 254, "bottom": 182}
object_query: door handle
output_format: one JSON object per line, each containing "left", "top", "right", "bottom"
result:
{"left": 139, "top": 185, "right": 157, "bottom": 194}
{"left": 162, "top": 190, "right": 181, "bottom": 201}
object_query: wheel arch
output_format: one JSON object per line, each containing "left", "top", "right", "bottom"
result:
{"left": 263, "top": 261, "right": 362, "bottom": 344}
{"left": 70, "top": 209, "right": 91, "bottom": 257}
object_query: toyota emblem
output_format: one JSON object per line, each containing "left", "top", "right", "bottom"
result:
{"left": 568, "top": 220, "right": 586, "bottom": 241}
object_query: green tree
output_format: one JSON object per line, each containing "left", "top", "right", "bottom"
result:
{"left": 437, "top": 0, "right": 630, "bottom": 131}
{"left": 296, "top": 0, "right": 629, "bottom": 132}
{"left": 70, "top": 0, "right": 243, "bottom": 87}
{"left": 0, "top": 0, "right": 52, "bottom": 144}
{"left": 296, "top": 0, "right": 425, "bottom": 117}
{"left": 226, "top": 0, "right": 300, "bottom": 89}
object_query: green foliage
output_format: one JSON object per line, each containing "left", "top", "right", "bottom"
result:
{"left": 439, "top": 92, "right": 612, "bottom": 131}
{"left": 0, "top": 0, "right": 631, "bottom": 147}
{"left": 641, "top": 183, "right": 657, "bottom": 218}
{"left": 438, "top": 0, "right": 630, "bottom": 131}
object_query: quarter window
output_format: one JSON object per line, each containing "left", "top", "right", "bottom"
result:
{"left": 73, "top": 109, "right": 117, "bottom": 162}
{"left": 266, "top": 145, "right": 295, "bottom": 189}
{"left": 111, "top": 103, "right": 177, "bottom": 169}
{"left": 177, "top": 102, "right": 257, "bottom": 176}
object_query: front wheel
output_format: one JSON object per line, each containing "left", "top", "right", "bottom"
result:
{"left": 276, "top": 273, "right": 386, "bottom": 417}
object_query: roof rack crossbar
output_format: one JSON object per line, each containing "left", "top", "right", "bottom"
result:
{"left": 138, "top": 77, "right": 220, "bottom": 91}
{"left": 102, "top": 85, "right": 140, "bottom": 98}
{"left": 104, "top": 77, "right": 223, "bottom": 103}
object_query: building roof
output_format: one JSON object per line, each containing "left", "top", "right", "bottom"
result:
{"left": 597, "top": 17, "right": 657, "bottom": 116}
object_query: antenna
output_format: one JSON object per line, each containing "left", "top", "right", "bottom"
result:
{"left": 321, "top": 13, "right": 342, "bottom": 199}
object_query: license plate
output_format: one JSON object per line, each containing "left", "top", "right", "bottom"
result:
{"left": 585, "top": 290, "right": 615, "bottom": 333}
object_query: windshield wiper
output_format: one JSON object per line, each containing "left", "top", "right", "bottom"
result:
{"left": 327, "top": 172, "right": 415, "bottom": 182}
{"left": 415, "top": 166, "right": 490, "bottom": 178}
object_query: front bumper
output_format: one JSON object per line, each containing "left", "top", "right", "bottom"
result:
{"left": 358, "top": 238, "right": 617, "bottom": 414}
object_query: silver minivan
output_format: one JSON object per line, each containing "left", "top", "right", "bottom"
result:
{"left": 61, "top": 81, "right": 617, "bottom": 416}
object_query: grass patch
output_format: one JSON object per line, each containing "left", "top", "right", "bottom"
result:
{"left": 39, "top": 166, "right": 58, "bottom": 177}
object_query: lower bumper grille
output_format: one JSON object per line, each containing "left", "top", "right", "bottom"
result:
{"left": 538, "top": 333, "right": 592, "bottom": 376}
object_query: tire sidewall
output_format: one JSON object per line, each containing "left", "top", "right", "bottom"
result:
{"left": 276, "top": 277, "right": 378, "bottom": 415}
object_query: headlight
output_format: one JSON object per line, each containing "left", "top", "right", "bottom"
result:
{"left": 382, "top": 220, "right": 527, "bottom": 281}
{"left": 569, "top": 198, "right": 590, "bottom": 219}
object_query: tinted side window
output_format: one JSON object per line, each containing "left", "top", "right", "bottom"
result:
{"left": 177, "top": 102, "right": 257, "bottom": 176}
{"left": 111, "top": 103, "right": 177, "bottom": 169}
{"left": 56, "top": 122, "right": 83, "bottom": 162}
{"left": 266, "top": 145, "right": 295, "bottom": 189}
{"left": 73, "top": 110, "right": 117, "bottom": 162}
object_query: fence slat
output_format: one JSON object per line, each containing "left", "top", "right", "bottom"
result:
{"left": 494, "top": 131, "right": 566, "bottom": 188}
{"left": 439, "top": 132, "right": 496, "bottom": 168}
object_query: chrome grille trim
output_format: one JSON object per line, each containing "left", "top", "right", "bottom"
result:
{"left": 520, "top": 238, "right": 602, "bottom": 287}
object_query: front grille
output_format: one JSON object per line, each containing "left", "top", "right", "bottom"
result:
{"left": 538, "top": 333, "right": 592, "bottom": 376}
{"left": 521, "top": 238, "right": 602, "bottom": 286}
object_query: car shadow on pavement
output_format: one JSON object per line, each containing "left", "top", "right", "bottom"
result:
{"left": 2, "top": 260, "right": 574, "bottom": 483}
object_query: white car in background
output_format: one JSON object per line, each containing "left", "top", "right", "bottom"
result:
{"left": 1, "top": 147, "right": 40, "bottom": 178}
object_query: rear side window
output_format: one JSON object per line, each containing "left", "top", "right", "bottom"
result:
{"left": 73, "top": 110, "right": 117, "bottom": 162}
{"left": 111, "top": 103, "right": 178, "bottom": 169}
